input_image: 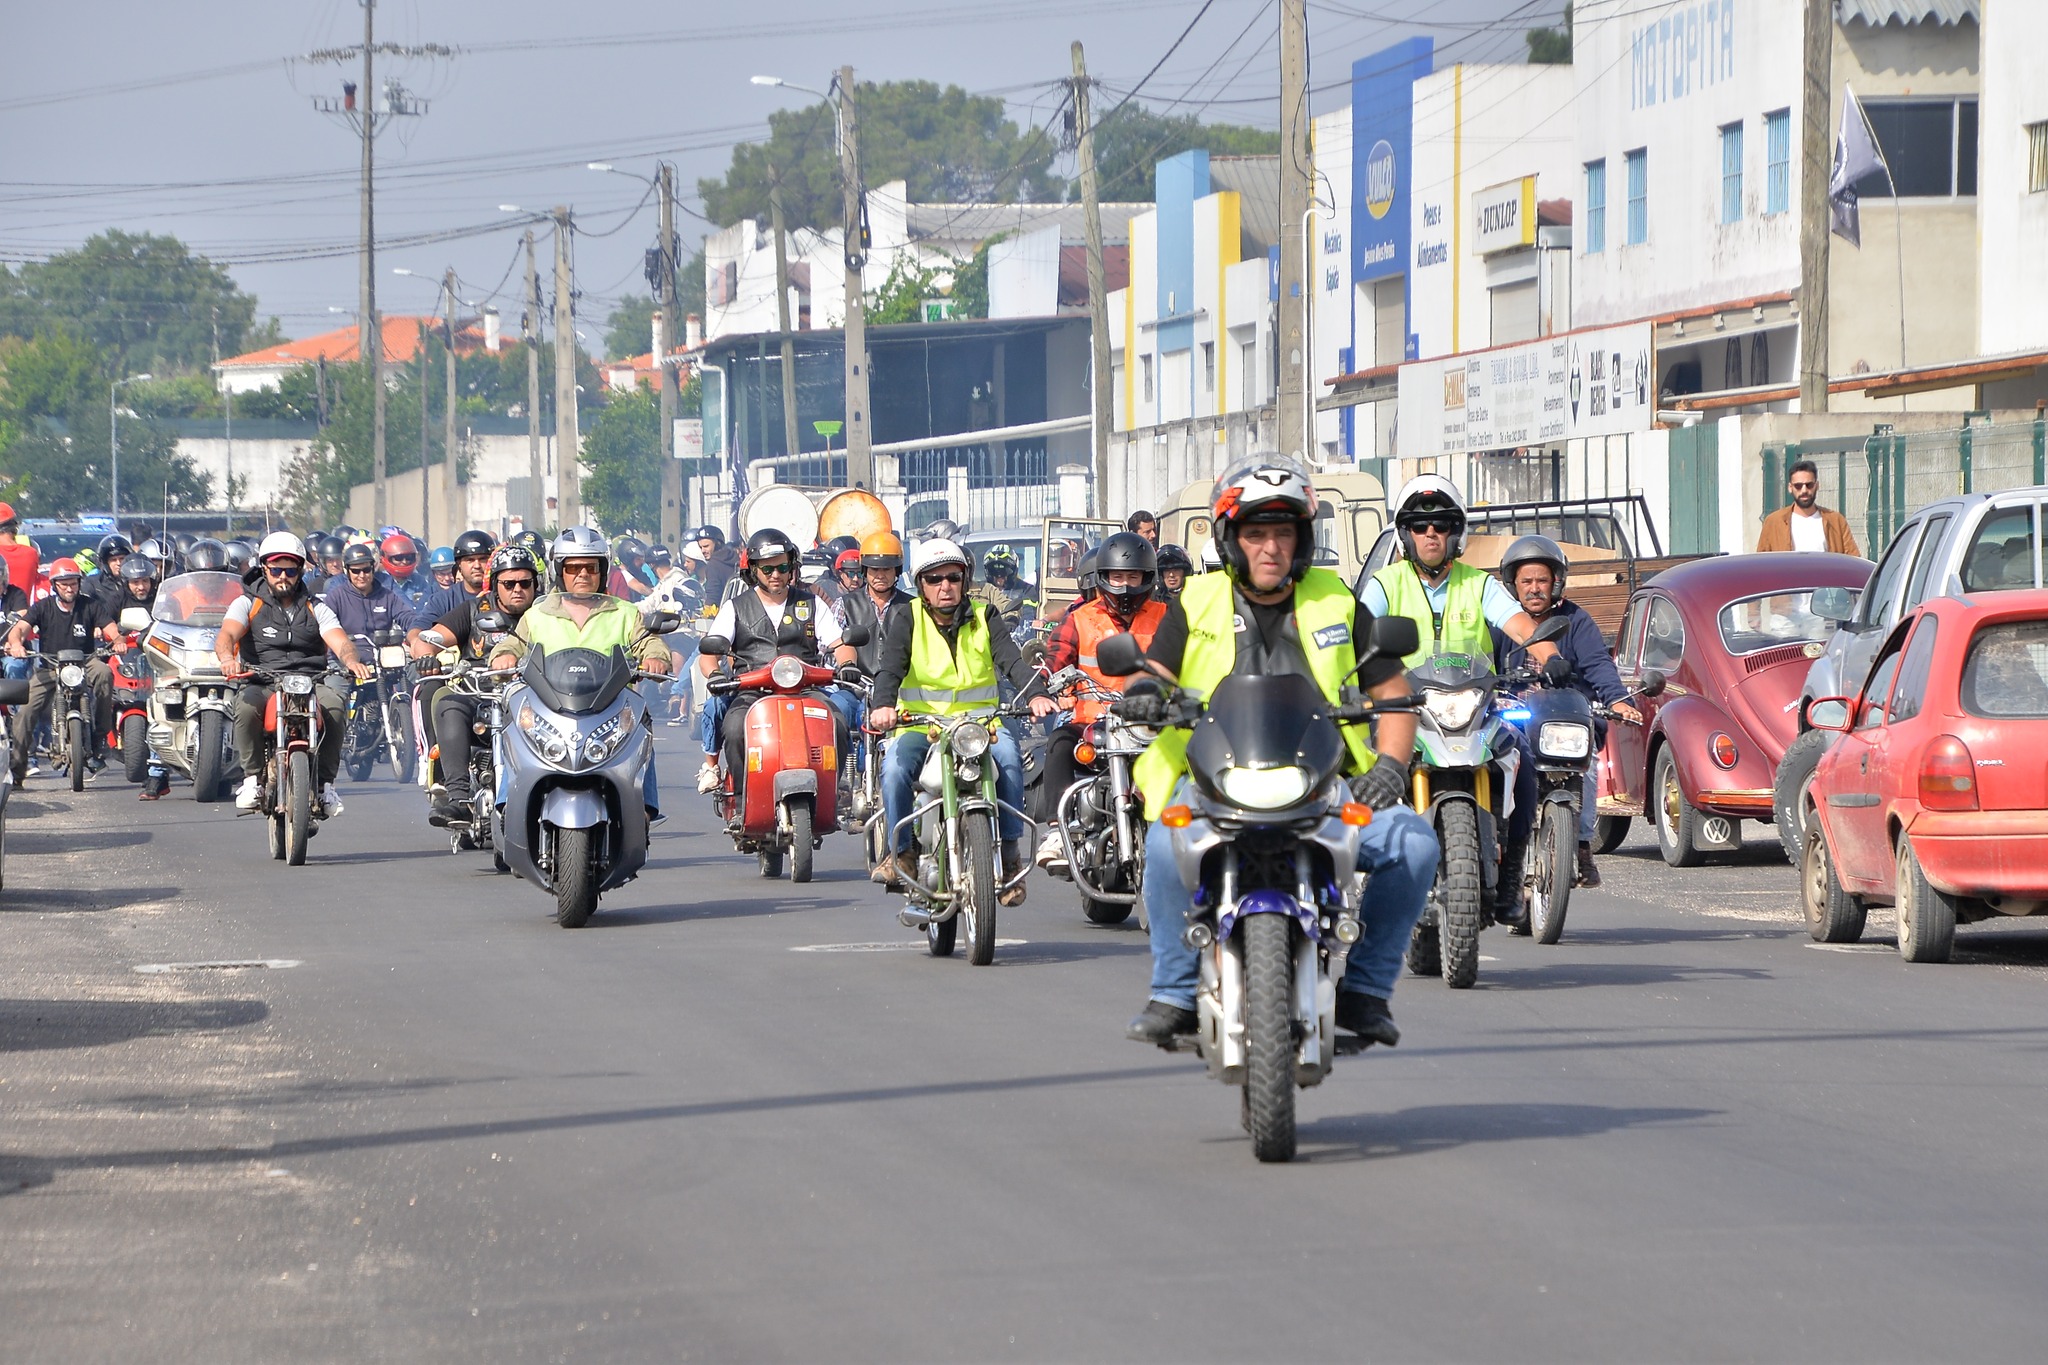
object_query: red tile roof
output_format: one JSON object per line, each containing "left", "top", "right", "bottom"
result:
{"left": 216, "top": 316, "right": 500, "bottom": 371}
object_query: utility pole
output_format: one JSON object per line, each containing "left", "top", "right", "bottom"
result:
{"left": 444, "top": 268, "right": 460, "bottom": 538}
{"left": 658, "top": 164, "right": 686, "bottom": 548}
{"left": 524, "top": 229, "right": 544, "bottom": 533}
{"left": 839, "top": 67, "right": 874, "bottom": 490}
{"left": 768, "top": 163, "right": 802, "bottom": 460}
{"left": 1276, "top": 0, "right": 1311, "bottom": 462}
{"left": 1798, "top": 0, "right": 1832, "bottom": 413}
{"left": 1071, "top": 42, "right": 1111, "bottom": 513}
{"left": 359, "top": 0, "right": 387, "bottom": 526}
{"left": 553, "top": 207, "right": 582, "bottom": 526}
{"left": 418, "top": 323, "right": 431, "bottom": 537}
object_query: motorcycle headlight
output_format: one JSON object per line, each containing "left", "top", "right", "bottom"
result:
{"left": 582, "top": 713, "right": 632, "bottom": 765}
{"left": 518, "top": 701, "right": 572, "bottom": 765}
{"left": 539, "top": 734, "right": 571, "bottom": 765}
{"left": 770, "top": 656, "right": 806, "bottom": 690}
{"left": 1421, "top": 686, "right": 1486, "bottom": 732}
{"left": 57, "top": 664, "right": 85, "bottom": 689}
{"left": 377, "top": 645, "right": 408, "bottom": 670}
{"left": 280, "top": 673, "right": 315, "bottom": 696}
{"left": 950, "top": 723, "right": 991, "bottom": 760}
{"left": 1216, "top": 764, "right": 1312, "bottom": 810}
{"left": 1537, "top": 721, "right": 1591, "bottom": 760}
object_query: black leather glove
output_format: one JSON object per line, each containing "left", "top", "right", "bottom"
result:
{"left": 1113, "top": 681, "right": 1166, "bottom": 725}
{"left": 1541, "top": 654, "right": 1574, "bottom": 686}
{"left": 1349, "top": 755, "right": 1411, "bottom": 811}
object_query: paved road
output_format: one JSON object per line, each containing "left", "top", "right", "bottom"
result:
{"left": 8, "top": 732, "right": 2048, "bottom": 1362}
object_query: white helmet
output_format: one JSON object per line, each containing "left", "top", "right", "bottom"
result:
{"left": 256, "top": 531, "right": 308, "bottom": 564}
{"left": 909, "top": 537, "right": 969, "bottom": 581}
{"left": 1391, "top": 474, "right": 1470, "bottom": 562}
{"left": 1199, "top": 540, "right": 1222, "bottom": 571}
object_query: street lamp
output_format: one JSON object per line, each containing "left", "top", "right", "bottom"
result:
{"left": 109, "top": 373, "right": 152, "bottom": 526}
{"left": 750, "top": 74, "right": 842, "bottom": 148}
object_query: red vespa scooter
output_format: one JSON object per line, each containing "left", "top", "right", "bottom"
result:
{"left": 108, "top": 603, "right": 155, "bottom": 784}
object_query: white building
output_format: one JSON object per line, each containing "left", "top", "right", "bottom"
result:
{"left": 1976, "top": 0, "right": 2048, "bottom": 357}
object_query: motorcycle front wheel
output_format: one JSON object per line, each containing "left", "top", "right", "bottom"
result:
{"left": 121, "top": 714, "right": 149, "bottom": 784}
{"left": 1242, "top": 914, "right": 1298, "bottom": 1163}
{"left": 194, "top": 710, "right": 227, "bottom": 803}
{"left": 386, "top": 701, "right": 416, "bottom": 784}
{"left": 1528, "top": 799, "right": 1575, "bottom": 945}
{"left": 554, "top": 825, "right": 599, "bottom": 927}
{"left": 68, "top": 715, "right": 88, "bottom": 792}
{"left": 1434, "top": 799, "right": 1484, "bottom": 989}
{"left": 963, "top": 817, "right": 998, "bottom": 965}
{"left": 284, "top": 750, "right": 312, "bottom": 866}
{"left": 787, "top": 797, "right": 814, "bottom": 884}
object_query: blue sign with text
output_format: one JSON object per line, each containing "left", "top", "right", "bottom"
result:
{"left": 1351, "top": 37, "right": 1433, "bottom": 286}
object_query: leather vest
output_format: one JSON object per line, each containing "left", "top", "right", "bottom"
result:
{"left": 244, "top": 587, "right": 328, "bottom": 677}
{"left": 732, "top": 587, "right": 822, "bottom": 669}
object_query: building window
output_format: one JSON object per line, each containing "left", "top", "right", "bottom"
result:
{"left": 2030, "top": 121, "right": 2048, "bottom": 193}
{"left": 1765, "top": 109, "right": 1791, "bottom": 214}
{"left": 1584, "top": 159, "right": 1606, "bottom": 254}
{"left": 1720, "top": 121, "right": 1744, "bottom": 223}
{"left": 1853, "top": 99, "right": 1979, "bottom": 198}
{"left": 1202, "top": 341, "right": 1215, "bottom": 394}
{"left": 1625, "top": 149, "right": 1648, "bottom": 245}
{"left": 1141, "top": 354, "right": 1154, "bottom": 404}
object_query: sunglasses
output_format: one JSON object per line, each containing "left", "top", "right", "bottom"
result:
{"left": 1408, "top": 517, "right": 1459, "bottom": 535}
{"left": 560, "top": 562, "right": 602, "bottom": 576}
{"left": 265, "top": 563, "right": 304, "bottom": 578}
{"left": 920, "top": 572, "right": 966, "bottom": 586}
{"left": 1789, "top": 481, "right": 1817, "bottom": 491}
{"left": 346, "top": 565, "right": 377, "bottom": 575}
{"left": 756, "top": 562, "right": 794, "bottom": 575}
{"left": 496, "top": 577, "right": 536, "bottom": 591}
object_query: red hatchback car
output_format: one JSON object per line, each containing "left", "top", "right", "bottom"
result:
{"left": 1801, "top": 589, "right": 2048, "bottom": 961}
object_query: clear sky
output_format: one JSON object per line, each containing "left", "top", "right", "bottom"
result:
{"left": 1, "top": 0, "right": 1561, "bottom": 356}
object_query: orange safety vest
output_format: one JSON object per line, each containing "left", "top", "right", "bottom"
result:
{"left": 1072, "top": 596, "right": 1166, "bottom": 726}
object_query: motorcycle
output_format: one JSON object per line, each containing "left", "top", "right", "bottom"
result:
{"left": 0, "top": 669, "right": 29, "bottom": 889}
{"left": 109, "top": 605, "right": 155, "bottom": 784}
{"left": 342, "top": 627, "right": 416, "bottom": 782}
{"left": 1042, "top": 665, "right": 1153, "bottom": 927}
{"left": 240, "top": 667, "right": 328, "bottom": 867}
{"left": 33, "top": 648, "right": 109, "bottom": 792}
{"left": 1094, "top": 617, "right": 1421, "bottom": 1163}
{"left": 495, "top": 618, "right": 678, "bottom": 928}
{"left": 697, "top": 622, "right": 864, "bottom": 884}
{"left": 427, "top": 613, "right": 519, "bottom": 862}
{"left": 141, "top": 570, "right": 244, "bottom": 802}
{"left": 885, "top": 705, "right": 1036, "bottom": 966}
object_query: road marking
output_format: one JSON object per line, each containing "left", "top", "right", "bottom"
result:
{"left": 790, "top": 939, "right": 1029, "bottom": 953}
{"left": 132, "top": 959, "right": 303, "bottom": 974}
{"left": 1802, "top": 943, "right": 1893, "bottom": 954}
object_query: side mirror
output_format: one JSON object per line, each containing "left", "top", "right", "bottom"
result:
{"left": 645, "top": 610, "right": 681, "bottom": 635}
{"left": 1637, "top": 670, "right": 1667, "bottom": 699}
{"left": 1094, "top": 631, "right": 1145, "bottom": 678}
{"left": 1807, "top": 696, "right": 1853, "bottom": 731}
{"left": 1810, "top": 586, "right": 1857, "bottom": 624}
{"left": 0, "top": 678, "right": 26, "bottom": 707}
{"left": 118, "top": 607, "right": 151, "bottom": 632}
{"left": 841, "top": 623, "right": 870, "bottom": 648}
{"left": 474, "top": 610, "right": 511, "bottom": 635}
{"left": 1526, "top": 613, "right": 1569, "bottom": 646}
{"left": 698, "top": 635, "right": 731, "bottom": 657}
{"left": 373, "top": 626, "right": 407, "bottom": 647}
{"left": 1363, "top": 615, "right": 1420, "bottom": 662}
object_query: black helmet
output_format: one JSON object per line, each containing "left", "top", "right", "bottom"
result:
{"left": 172, "top": 532, "right": 196, "bottom": 555}
{"left": 310, "top": 534, "right": 343, "bottom": 563}
{"left": 648, "top": 545, "right": 674, "bottom": 569}
{"left": 824, "top": 534, "right": 860, "bottom": 560}
{"left": 1498, "top": 534, "right": 1569, "bottom": 608}
{"left": 96, "top": 533, "right": 133, "bottom": 563}
{"left": 1093, "top": 531, "right": 1157, "bottom": 615}
{"left": 452, "top": 529, "right": 496, "bottom": 561}
{"left": 508, "top": 529, "right": 547, "bottom": 560}
{"left": 919, "top": 517, "right": 965, "bottom": 542}
{"left": 614, "top": 534, "right": 648, "bottom": 564}
{"left": 1076, "top": 547, "right": 1101, "bottom": 600}
{"left": 487, "top": 543, "right": 546, "bottom": 592}
{"left": 1156, "top": 543, "right": 1194, "bottom": 576}
{"left": 184, "top": 537, "right": 227, "bottom": 572}
{"left": 745, "top": 528, "right": 800, "bottom": 583}
{"left": 692, "top": 524, "right": 726, "bottom": 547}
{"left": 222, "top": 539, "right": 255, "bottom": 573}
{"left": 120, "top": 554, "right": 159, "bottom": 583}
{"left": 341, "top": 541, "right": 377, "bottom": 571}
{"left": 983, "top": 543, "right": 1020, "bottom": 580}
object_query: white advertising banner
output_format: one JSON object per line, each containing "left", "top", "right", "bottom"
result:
{"left": 1396, "top": 321, "right": 1653, "bottom": 457}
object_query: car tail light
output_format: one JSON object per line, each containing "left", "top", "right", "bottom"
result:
{"left": 1918, "top": 735, "right": 1979, "bottom": 812}
{"left": 1710, "top": 732, "right": 1738, "bottom": 768}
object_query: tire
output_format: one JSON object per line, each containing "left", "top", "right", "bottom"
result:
{"left": 1774, "top": 728, "right": 1833, "bottom": 865}
{"left": 194, "top": 710, "right": 227, "bottom": 804}
{"left": 1652, "top": 746, "right": 1707, "bottom": 869}
{"left": 1435, "top": 799, "right": 1484, "bottom": 989}
{"left": 1083, "top": 894, "right": 1133, "bottom": 925}
{"left": 345, "top": 748, "right": 373, "bottom": 782}
{"left": 1406, "top": 921, "right": 1441, "bottom": 978}
{"left": 492, "top": 847, "right": 510, "bottom": 874}
{"left": 387, "top": 702, "right": 417, "bottom": 784}
{"left": 758, "top": 844, "right": 784, "bottom": 878}
{"left": 926, "top": 908, "right": 958, "bottom": 957}
{"left": 1529, "top": 800, "right": 1576, "bottom": 945}
{"left": 268, "top": 808, "right": 285, "bottom": 860}
{"left": 788, "top": 798, "right": 814, "bottom": 884}
{"left": 1895, "top": 839, "right": 1957, "bottom": 963}
{"left": 1593, "top": 814, "right": 1630, "bottom": 855}
{"left": 1242, "top": 914, "right": 1298, "bottom": 1164}
{"left": 1800, "top": 818, "right": 1866, "bottom": 943}
{"left": 553, "top": 825, "right": 599, "bottom": 928}
{"left": 866, "top": 815, "right": 888, "bottom": 872}
{"left": 0, "top": 805, "right": 10, "bottom": 891}
{"left": 68, "top": 716, "right": 87, "bottom": 792}
{"left": 963, "top": 816, "right": 999, "bottom": 966}
{"left": 120, "top": 714, "right": 149, "bottom": 784}
{"left": 284, "top": 751, "right": 312, "bottom": 866}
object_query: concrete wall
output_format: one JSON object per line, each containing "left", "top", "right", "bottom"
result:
{"left": 1102, "top": 406, "right": 1276, "bottom": 524}
{"left": 176, "top": 436, "right": 307, "bottom": 515}
{"left": 1978, "top": 0, "right": 2048, "bottom": 355}
{"left": 1311, "top": 106, "right": 1354, "bottom": 458}
{"left": 988, "top": 224, "right": 1060, "bottom": 319}
{"left": 346, "top": 432, "right": 561, "bottom": 541}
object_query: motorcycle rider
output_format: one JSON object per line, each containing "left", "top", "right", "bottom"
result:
{"left": 426, "top": 546, "right": 458, "bottom": 593}
{"left": 639, "top": 546, "right": 702, "bottom": 725}
{"left": 693, "top": 528, "right": 854, "bottom": 806}
{"left": 835, "top": 531, "right": 912, "bottom": 678}
{"left": 693, "top": 525, "right": 741, "bottom": 601}
{"left": 1360, "top": 475, "right": 1562, "bottom": 928}
{"left": 0, "top": 503, "right": 41, "bottom": 599}
{"left": 419, "top": 544, "right": 543, "bottom": 826}
{"left": 0, "top": 558, "right": 29, "bottom": 683}
{"left": 1494, "top": 535, "right": 1640, "bottom": 888}
{"left": 326, "top": 541, "right": 421, "bottom": 646}
{"left": 971, "top": 544, "right": 1037, "bottom": 632}
{"left": 216, "top": 533, "right": 372, "bottom": 815}
{"left": 83, "top": 534, "right": 133, "bottom": 613}
{"left": 109, "top": 555, "right": 177, "bottom": 799}
{"left": 1123, "top": 462, "right": 1440, "bottom": 1049}
{"left": 609, "top": 535, "right": 655, "bottom": 602}
{"left": 380, "top": 531, "right": 428, "bottom": 607}
{"left": 865, "top": 537, "right": 1056, "bottom": 902}
{"left": 1036, "top": 530, "right": 1165, "bottom": 868}
{"left": 487, "top": 527, "right": 671, "bottom": 817}
{"left": 1154, "top": 544, "right": 1193, "bottom": 600}
{"left": 414, "top": 529, "right": 496, "bottom": 632}
{"left": 7, "top": 558, "right": 112, "bottom": 779}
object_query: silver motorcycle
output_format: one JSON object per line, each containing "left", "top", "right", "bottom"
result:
{"left": 141, "top": 570, "right": 244, "bottom": 802}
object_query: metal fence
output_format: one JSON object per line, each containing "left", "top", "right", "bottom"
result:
{"left": 1763, "top": 416, "right": 2048, "bottom": 552}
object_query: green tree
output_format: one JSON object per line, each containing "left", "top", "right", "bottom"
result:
{"left": 700, "top": 81, "right": 1065, "bottom": 231}
{"left": 948, "top": 235, "right": 1004, "bottom": 321}
{"left": 0, "top": 330, "right": 102, "bottom": 425}
{"left": 579, "top": 385, "right": 661, "bottom": 534}
{"left": 604, "top": 294, "right": 657, "bottom": 360}
{"left": 3, "top": 406, "right": 211, "bottom": 519}
{"left": 866, "top": 258, "right": 948, "bottom": 326}
{"left": 1091, "top": 110, "right": 1281, "bottom": 203}
{"left": 1527, "top": 3, "right": 1572, "bottom": 63}
{"left": 0, "top": 231, "right": 265, "bottom": 378}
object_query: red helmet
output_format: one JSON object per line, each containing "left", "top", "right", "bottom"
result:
{"left": 48, "top": 557, "right": 82, "bottom": 581}
{"left": 380, "top": 532, "right": 419, "bottom": 578}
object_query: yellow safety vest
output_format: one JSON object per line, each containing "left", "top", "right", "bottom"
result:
{"left": 517, "top": 595, "right": 647, "bottom": 658}
{"left": 1370, "top": 558, "right": 1494, "bottom": 669}
{"left": 1132, "top": 568, "right": 1377, "bottom": 820}
{"left": 900, "top": 601, "right": 1000, "bottom": 716}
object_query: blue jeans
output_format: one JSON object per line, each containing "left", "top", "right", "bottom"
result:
{"left": 1580, "top": 770, "right": 1598, "bottom": 843}
{"left": 823, "top": 685, "right": 860, "bottom": 737}
{"left": 1143, "top": 780, "right": 1439, "bottom": 1009}
{"left": 881, "top": 724, "right": 1025, "bottom": 855}
{"left": 698, "top": 691, "right": 728, "bottom": 759}
{"left": 2, "top": 656, "right": 29, "bottom": 682}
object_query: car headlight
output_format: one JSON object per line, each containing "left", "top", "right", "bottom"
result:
{"left": 1421, "top": 686, "right": 1487, "bottom": 732}
{"left": 770, "top": 656, "right": 806, "bottom": 689}
{"left": 1537, "top": 721, "right": 1591, "bottom": 759}
{"left": 950, "top": 722, "right": 991, "bottom": 760}
{"left": 57, "top": 664, "right": 85, "bottom": 689}
{"left": 1216, "top": 764, "right": 1312, "bottom": 810}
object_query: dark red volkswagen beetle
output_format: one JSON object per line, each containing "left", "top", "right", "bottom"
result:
{"left": 1596, "top": 553, "right": 1873, "bottom": 866}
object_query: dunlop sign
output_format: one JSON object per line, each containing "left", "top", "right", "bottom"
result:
{"left": 1472, "top": 176, "right": 1536, "bottom": 256}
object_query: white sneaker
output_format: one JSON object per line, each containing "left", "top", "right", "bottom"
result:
{"left": 696, "top": 763, "right": 721, "bottom": 794}
{"left": 321, "top": 783, "right": 344, "bottom": 816}
{"left": 234, "top": 776, "right": 260, "bottom": 810}
{"left": 1035, "top": 829, "right": 1068, "bottom": 868}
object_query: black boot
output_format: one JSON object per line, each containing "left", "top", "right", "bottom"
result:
{"left": 1335, "top": 991, "right": 1401, "bottom": 1047}
{"left": 1576, "top": 842, "right": 1601, "bottom": 887}
{"left": 1127, "top": 1000, "right": 1197, "bottom": 1046}
{"left": 1495, "top": 834, "right": 1529, "bottom": 930}
{"left": 430, "top": 784, "right": 469, "bottom": 828}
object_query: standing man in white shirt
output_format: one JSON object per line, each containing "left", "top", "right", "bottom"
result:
{"left": 1756, "top": 459, "right": 1861, "bottom": 556}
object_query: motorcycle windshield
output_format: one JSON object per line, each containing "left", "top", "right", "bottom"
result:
{"left": 524, "top": 645, "right": 632, "bottom": 716}
{"left": 152, "top": 572, "right": 243, "bottom": 628}
{"left": 1407, "top": 651, "right": 1497, "bottom": 692}
{"left": 1186, "top": 673, "right": 1346, "bottom": 801}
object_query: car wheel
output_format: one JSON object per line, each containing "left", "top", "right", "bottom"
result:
{"left": 1895, "top": 839, "right": 1957, "bottom": 963}
{"left": 1652, "top": 746, "right": 1706, "bottom": 869}
{"left": 1774, "top": 728, "right": 1833, "bottom": 865}
{"left": 1800, "top": 813, "right": 1866, "bottom": 943}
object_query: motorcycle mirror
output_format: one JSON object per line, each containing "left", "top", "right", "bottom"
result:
{"left": 698, "top": 635, "right": 731, "bottom": 657}
{"left": 1637, "top": 670, "right": 1667, "bottom": 698}
{"left": 0, "top": 678, "right": 26, "bottom": 707}
{"left": 1362, "top": 615, "right": 1420, "bottom": 663}
{"left": 841, "top": 623, "right": 870, "bottom": 648}
{"left": 474, "top": 610, "right": 511, "bottom": 635}
{"left": 373, "top": 626, "right": 407, "bottom": 646}
{"left": 1526, "top": 613, "right": 1568, "bottom": 646}
{"left": 1093, "top": 631, "right": 1145, "bottom": 677}
{"left": 645, "top": 610, "right": 682, "bottom": 635}
{"left": 117, "top": 607, "right": 151, "bottom": 632}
